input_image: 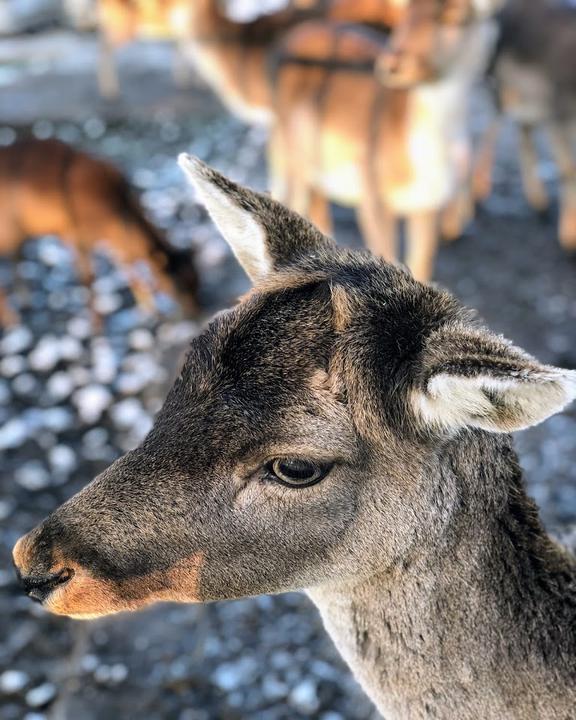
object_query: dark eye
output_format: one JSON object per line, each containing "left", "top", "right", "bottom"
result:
{"left": 266, "top": 458, "right": 333, "bottom": 488}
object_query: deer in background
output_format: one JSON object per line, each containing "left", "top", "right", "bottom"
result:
{"left": 13, "top": 157, "right": 576, "bottom": 719}
{"left": 473, "top": 0, "right": 576, "bottom": 253}
{"left": 97, "top": 0, "right": 196, "bottom": 98}
{"left": 96, "top": 0, "right": 399, "bottom": 100}
{"left": 0, "top": 138, "right": 198, "bottom": 325}
{"left": 179, "top": 0, "right": 403, "bottom": 125}
{"left": 269, "top": 0, "right": 501, "bottom": 279}
{"left": 178, "top": 0, "right": 500, "bottom": 280}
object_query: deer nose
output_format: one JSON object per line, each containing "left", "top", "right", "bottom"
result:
{"left": 13, "top": 532, "right": 74, "bottom": 603}
{"left": 378, "top": 51, "right": 404, "bottom": 78}
{"left": 16, "top": 568, "right": 74, "bottom": 604}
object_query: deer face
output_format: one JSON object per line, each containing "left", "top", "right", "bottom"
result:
{"left": 13, "top": 157, "right": 576, "bottom": 619}
{"left": 377, "top": 0, "right": 500, "bottom": 87}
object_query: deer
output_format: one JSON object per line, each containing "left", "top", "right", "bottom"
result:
{"left": 268, "top": 0, "right": 502, "bottom": 280}
{"left": 0, "top": 138, "right": 198, "bottom": 325}
{"left": 180, "top": 0, "right": 500, "bottom": 280}
{"left": 13, "top": 157, "right": 576, "bottom": 720}
{"left": 178, "top": 0, "right": 404, "bottom": 125}
{"left": 96, "top": 0, "right": 399, "bottom": 100}
{"left": 473, "top": 0, "right": 576, "bottom": 253}
{"left": 96, "top": 0, "right": 196, "bottom": 99}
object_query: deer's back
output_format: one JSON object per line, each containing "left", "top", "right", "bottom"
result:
{"left": 0, "top": 138, "right": 150, "bottom": 255}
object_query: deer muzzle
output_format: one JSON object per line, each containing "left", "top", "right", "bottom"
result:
{"left": 12, "top": 531, "right": 72, "bottom": 604}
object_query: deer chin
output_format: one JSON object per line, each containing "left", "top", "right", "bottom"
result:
{"left": 43, "top": 552, "right": 205, "bottom": 620}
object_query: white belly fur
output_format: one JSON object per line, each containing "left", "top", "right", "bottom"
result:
{"left": 388, "top": 22, "right": 496, "bottom": 214}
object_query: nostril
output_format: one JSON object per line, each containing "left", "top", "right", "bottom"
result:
{"left": 379, "top": 54, "right": 403, "bottom": 77}
{"left": 18, "top": 568, "right": 74, "bottom": 604}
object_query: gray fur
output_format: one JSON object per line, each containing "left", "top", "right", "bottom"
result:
{"left": 13, "top": 158, "right": 576, "bottom": 719}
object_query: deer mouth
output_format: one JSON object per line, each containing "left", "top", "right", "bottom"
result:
{"left": 16, "top": 567, "right": 75, "bottom": 605}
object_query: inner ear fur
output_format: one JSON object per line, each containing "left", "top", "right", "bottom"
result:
{"left": 412, "top": 325, "right": 576, "bottom": 433}
{"left": 179, "top": 154, "right": 334, "bottom": 283}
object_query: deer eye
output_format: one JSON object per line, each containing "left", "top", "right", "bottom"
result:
{"left": 267, "top": 458, "right": 332, "bottom": 488}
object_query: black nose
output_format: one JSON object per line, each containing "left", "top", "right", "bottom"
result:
{"left": 17, "top": 568, "right": 74, "bottom": 603}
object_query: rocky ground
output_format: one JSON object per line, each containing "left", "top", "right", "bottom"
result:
{"left": 1, "top": 26, "right": 576, "bottom": 720}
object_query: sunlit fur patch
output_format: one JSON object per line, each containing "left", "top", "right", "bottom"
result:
{"left": 44, "top": 552, "right": 204, "bottom": 620}
{"left": 12, "top": 534, "right": 34, "bottom": 576}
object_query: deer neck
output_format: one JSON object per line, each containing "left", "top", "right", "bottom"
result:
{"left": 308, "top": 433, "right": 576, "bottom": 720}
{"left": 186, "top": 0, "right": 274, "bottom": 124}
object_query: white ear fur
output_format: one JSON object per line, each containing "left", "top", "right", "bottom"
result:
{"left": 178, "top": 154, "right": 271, "bottom": 283}
{"left": 413, "top": 367, "right": 576, "bottom": 433}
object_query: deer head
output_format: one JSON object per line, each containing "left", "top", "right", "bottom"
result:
{"left": 377, "top": 0, "right": 502, "bottom": 87}
{"left": 13, "top": 157, "right": 576, "bottom": 619}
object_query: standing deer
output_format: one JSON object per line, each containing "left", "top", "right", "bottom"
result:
{"left": 96, "top": 0, "right": 397, "bottom": 100}
{"left": 13, "top": 158, "right": 576, "bottom": 720}
{"left": 0, "top": 138, "right": 198, "bottom": 324}
{"left": 473, "top": 0, "right": 576, "bottom": 252}
{"left": 180, "top": 0, "right": 500, "bottom": 280}
{"left": 97, "top": 0, "right": 196, "bottom": 99}
{"left": 270, "top": 0, "right": 500, "bottom": 279}
{"left": 180, "top": 0, "right": 402, "bottom": 125}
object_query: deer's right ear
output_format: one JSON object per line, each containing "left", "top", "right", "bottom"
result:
{"left": 178, "top": 154, "right": 334, "bottom": 283}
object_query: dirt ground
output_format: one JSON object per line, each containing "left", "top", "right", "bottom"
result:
{"left": 0, "top": 29, "right": 575, "bottom": 720}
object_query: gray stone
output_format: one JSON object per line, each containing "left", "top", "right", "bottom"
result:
{"left": 15, "top": 461, "right": 51, "bottom": 491}
{"left": 25, "top": 683, "right": 57, "bottom": 709}
{"left": 289, "top": 679, "right": 320, "bottom": 715}
{"left": 0, "top": 669, "right": 30, "bottom": 694}
{"left": 0, "top": 326, "right": 33, "bottom": 355}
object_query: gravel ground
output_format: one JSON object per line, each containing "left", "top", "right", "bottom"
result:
{"left": 1, "top": 28, "right": 576, "bottom": 720}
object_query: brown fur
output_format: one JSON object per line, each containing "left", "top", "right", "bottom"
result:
{"left": 13, "top": 159, "right": 576, "bottom": 718}
{"left": 271, "top": 5, "right": 496, "bottom": 280}
{"left": 96, "top": 0, "right": 197, "bottom": 97}
{"left": 178, "top": 0, "right": 497, "bottom": 280}
{"left": 0, "top": 138, "right": 198, "bottom": 324}
{"left": 96, "top": 0, "right": 398, "bottom": 99}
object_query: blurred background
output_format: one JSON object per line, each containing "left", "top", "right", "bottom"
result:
{"left": 0, "top": 1, "right": 575, "bottom": 719}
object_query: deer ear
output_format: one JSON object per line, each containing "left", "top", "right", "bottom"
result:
{"left": 413, "top": 327, "right": 576, "bottom": 433}
{"left": 178, "top": 154, "right": 333, "bottom": 283}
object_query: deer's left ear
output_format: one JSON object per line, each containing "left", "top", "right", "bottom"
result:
{"left": 179, "top": 154, "right": 334, "bottom": 283}
{"left": 413, "top": 326, "right": 576, "bottom": 433}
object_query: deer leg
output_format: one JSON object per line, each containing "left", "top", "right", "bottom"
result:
{"left": 124, "top": 266, "right": 156, "bottom": 315}
{"left": 306, "top": 188, "right": 333, "bottom": 237}
{"left": 518, "top": 124, "right": 549, "bottom": 214}
{"left": 74, "top": 250, "right": 102, "bottom": 330}
{"left": 441, "top": 187, "right": 473, "bottom": 243}
{"left": 267, "top": 127, "right": 292, "bottom": 205}
{"left": 548, "top": 122, "right": 576, "bottom": 251}
{"left": 98, "top": 35, "right": 120, "bottom": 100}
{"left": 406, "top": 210, "right": 440, "bottom": 283}
{"left": 173, "top": 39, "right": 191, "bottom": 89}
{"left": 472, "top": 116, "right": 501, "bottom": 203}
{"left": 357, "top": 194, "right": 397, "bottom": 262}
{"left": 0, "top": 289, "right": 18, "bottom": 327}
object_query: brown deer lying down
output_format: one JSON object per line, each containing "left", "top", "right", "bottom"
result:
{"left": 0, "top": 138, "right": 198, "bottom": 324}
{"left": 97, "top": 0, "right": 398, "bottom": 100}
{"left": 182, "top": 0, "right": 500, "bottom": 280}
{"left": 474, "top": 0, "right": 576, "bottom": 252}
{"left": 14, "top": 158, "right": 576, "bottom": 719}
